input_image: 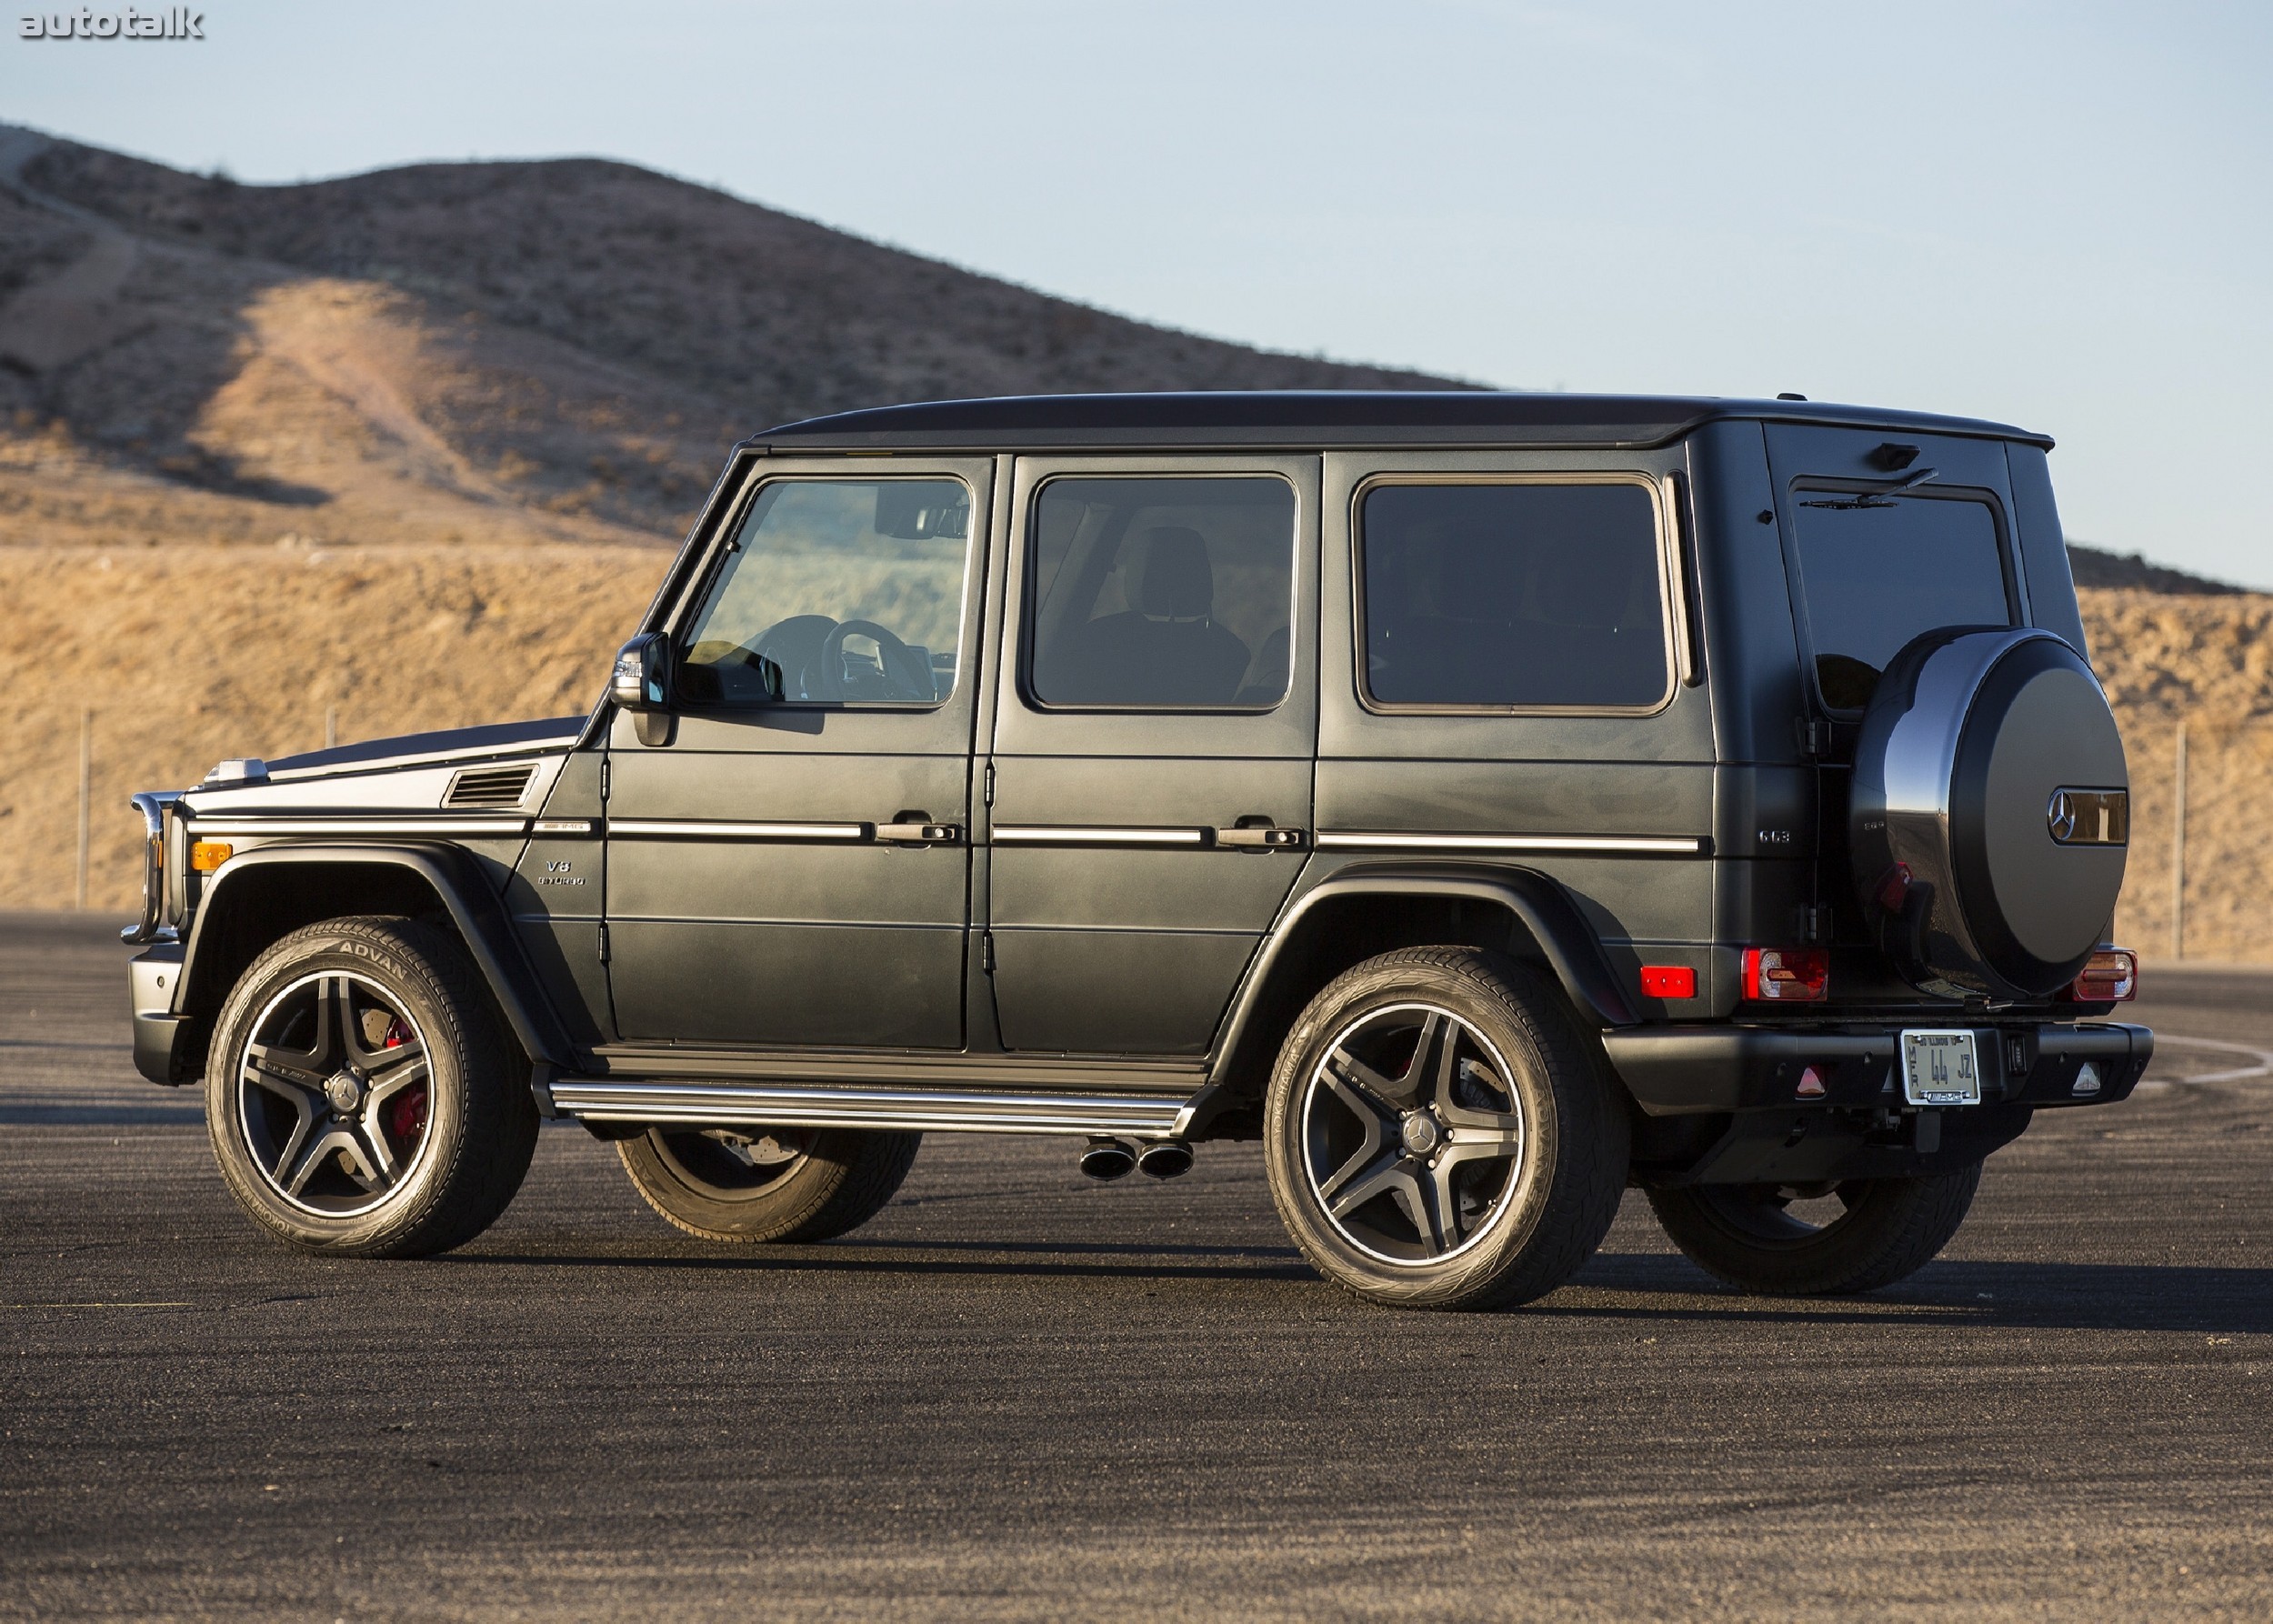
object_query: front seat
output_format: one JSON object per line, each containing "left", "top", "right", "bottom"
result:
{"left": 1057, "top": 526, "right": 1252, "bottom": 705}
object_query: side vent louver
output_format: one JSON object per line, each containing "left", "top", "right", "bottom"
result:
{"left": 444, "top": 763, "right": 537, "bottom": 810}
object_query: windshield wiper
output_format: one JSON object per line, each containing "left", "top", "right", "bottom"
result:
{"left": 1798, "top": 466, "right": 1939, "bottom": 510}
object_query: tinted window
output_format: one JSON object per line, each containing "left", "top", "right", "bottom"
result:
{"left": 1789, "top": 492, "right": 2010, "bottom": 708}
{"left": 1026, "top": 476, "right": 1296, "bottom": 708}
{"left": 1360, "top": 483, "right": 1667, "bottom": 708}
{"left": 679, "top": 479, "right": 969, "bottom": 706}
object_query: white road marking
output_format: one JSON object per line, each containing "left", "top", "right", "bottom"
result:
{"left": 2148, "top": 1034, "right": 2273, "bottom": 1084}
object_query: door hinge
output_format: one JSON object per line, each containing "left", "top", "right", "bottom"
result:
{"left": 983, "top": 760, "right": 995, "bottom": 807}
{"left": 1797, "top": 716, "right": 1831, "bottom": 758}
{"left": 980, "top": 930, "right": 995, "bottom": 974}
{"left": 596, "top": 921, "right": 610, "bottom": 964}
{"left": 599, "top": 755, "right": 612, "bottom": 802}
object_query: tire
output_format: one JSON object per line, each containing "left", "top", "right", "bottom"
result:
{"left": 205, "top": 916, "right": 539, "bottom": 1258}
{"left": 618, "top": 1126, "right": 921, "bottom": 1243}
{"left": 1263, "top": 947, "right": 1629, "bottom": 1311}
{"left": 1647, "top": 1164, "right": 1982, "bottom": 1296}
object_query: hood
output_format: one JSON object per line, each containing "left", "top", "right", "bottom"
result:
{"left": 183, "top": 716, "right": 587, "bottom": 817}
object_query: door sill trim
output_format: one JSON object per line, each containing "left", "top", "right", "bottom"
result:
{"left": 552, "top": 1079, "right": 1195, "bottom": 1138}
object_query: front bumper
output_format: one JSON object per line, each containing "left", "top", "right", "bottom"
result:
{"left": 1605, "top": 1019, "right": 2153, "bottom": 1117}
{"left": 128, "top": 942, "right": 193, "bottom": 1086}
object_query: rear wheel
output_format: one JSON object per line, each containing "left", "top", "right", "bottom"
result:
{"left": 1647, "top": 1166, "right": 1981, "bottom": 1296}
{"left": 1264, "top": 947, "right": 1628, "bottom": 1311}
{"left": 617, "top": 1126, "right": 920, "bottom": 1243}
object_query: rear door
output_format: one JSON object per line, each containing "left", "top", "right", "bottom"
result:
{"left": 983, "top": 456, "right": 1319, "bottom": 1054}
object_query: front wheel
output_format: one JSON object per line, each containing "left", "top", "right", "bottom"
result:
{"left": 205, "top": 916, "right": 539, "bottom": 1258}
{"left": 1264, "top": 947, "right": 1629, "bottom": 1311}
{"left": 618, "top": 1126, "right": 920, "bottom": 1243}
{"left": 1647, "top": 1166, "right": 1982, "bottom": 1296}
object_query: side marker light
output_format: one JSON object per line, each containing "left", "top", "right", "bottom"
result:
{"left": 190, "top": 841, "right": 233, "bottom": 872}
{"left": 1639, "top": 966, "right": 1696, "bottom": 999}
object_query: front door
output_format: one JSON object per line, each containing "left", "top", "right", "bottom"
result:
{"left": 606, "top": 462, "right": 989, "bottom": 1048}
{"left": 984, "top": 456, "right": 1319, "bottom": 1055}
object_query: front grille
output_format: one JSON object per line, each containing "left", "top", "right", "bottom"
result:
{"left": 444, "top": 763, "right": 537, "bottom": 810}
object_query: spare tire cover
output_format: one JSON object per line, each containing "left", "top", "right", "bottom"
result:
{"left": 1850, "top": 628, "right": 2128, "bottom": 1000}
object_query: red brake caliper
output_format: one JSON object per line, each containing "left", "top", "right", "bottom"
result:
{"left": 383, "top": 1016, "right": 427, "bottom": 1140}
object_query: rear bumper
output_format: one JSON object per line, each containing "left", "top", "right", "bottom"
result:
{"left": 1605, "top": 1020, "right": 2153, "bottom": 1118}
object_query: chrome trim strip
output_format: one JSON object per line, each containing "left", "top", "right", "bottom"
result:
{"left": 185, "top": 817, "right": 533, "bottom": 837}
{"left": 1316, "top": 831, "right": 1709, "bottom": 856}
{"left": 607, "top": 819, "right": 866, "bottom": 841}
{"left": 991, "top": 825, "right": 1207, "bottom": 847}
{"left": 551, "top": 1080, "right": 1190, "bottom": 1138}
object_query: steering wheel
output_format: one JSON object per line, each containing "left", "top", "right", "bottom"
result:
{"left": 817, "top": 618, "right": 934, "bottom": 702}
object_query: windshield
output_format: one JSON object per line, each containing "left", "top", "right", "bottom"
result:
{"left": 1788, "top": 491, "right": 2012, "bottom": 708}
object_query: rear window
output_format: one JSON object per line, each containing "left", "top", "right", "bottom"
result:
{"left": 1788, "top": 489, "right": 2012, "bottom": 709}
{"left": 1358, "top": 481, "right": 1668, "bottom": 710}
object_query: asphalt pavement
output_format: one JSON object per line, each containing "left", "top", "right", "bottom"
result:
{"left": 3, "top": 912, "right": 2269, "bottom": 1620}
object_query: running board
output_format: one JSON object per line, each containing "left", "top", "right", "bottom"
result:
{"left": 549, "top": 1079, "right": 1195, "bottom": 1138}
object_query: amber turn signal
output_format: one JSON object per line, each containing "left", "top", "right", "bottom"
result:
{"left": 190, "top": 841, "right": 234, "bottom": 872}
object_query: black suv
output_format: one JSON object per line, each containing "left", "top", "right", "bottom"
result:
{"left": 123, "top": 393, "right": 2148, "bottom": 1309}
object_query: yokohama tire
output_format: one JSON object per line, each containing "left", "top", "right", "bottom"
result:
{"left": 618, "top": 1127, "right": 921, "bottom": 1243}
{"left": 1264, "top": 947, "right": 1629, "bottom": 1311}
{"left": 205, "top": 916, "right": 539, "bottom": 1258}
{"left": 1647, "top": 1164, "right": 1982, "bottom": 1296}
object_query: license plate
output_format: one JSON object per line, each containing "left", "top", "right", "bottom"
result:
{"left": 1901, "top": 1029, "right": 1982, "bottom": 1107}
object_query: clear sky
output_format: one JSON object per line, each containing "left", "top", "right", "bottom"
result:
{"left": 6, "top": 0, "right": 2268, "bottom": 585}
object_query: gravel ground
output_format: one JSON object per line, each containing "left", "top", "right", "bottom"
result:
{"left": 3, "top": 912, "right": 2268, "bottom": 1620}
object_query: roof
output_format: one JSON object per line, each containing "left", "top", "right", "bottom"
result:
{"left": 751, "top": 391, "right": 2052, "bottom": 453}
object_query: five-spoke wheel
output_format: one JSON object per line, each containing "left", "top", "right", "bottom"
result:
{"left": 1267, "top": 947, "right": 1627, "bottom": 1310}
{"left": 235, "top": 971, "right": 434, "bottom": 1215}
{"left": 205, "top": 917, "right": 538, "bottom": 1257}
{"left": 1301, "top": 1004, "right": 1527, "bottom": 1264}
{"left": 618, "top": 1124, "right": 921, "bottom": 1243}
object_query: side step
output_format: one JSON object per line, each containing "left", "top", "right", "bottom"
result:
{"left": 549, "top": 1079, "right": 1193, "bottom": 1138}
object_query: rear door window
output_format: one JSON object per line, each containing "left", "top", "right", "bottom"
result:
{"left": 1357, "top": 480, "right": 1670, "bottom": 710}
{"left": 1787, "top": 489, "right": 2012, "bottom": 709}
{"left": 1026, "top": 476, "right": 1297, "bottom": 709}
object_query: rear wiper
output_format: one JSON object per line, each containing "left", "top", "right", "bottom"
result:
{"left": 1798, "top": 466, "right": 1938, "bottom": 509}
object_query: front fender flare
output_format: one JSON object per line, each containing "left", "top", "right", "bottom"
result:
{"left": 175, "top": 841, "right": 572, "bottom": 1071}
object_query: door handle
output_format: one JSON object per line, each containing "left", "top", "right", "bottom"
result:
{"left": 876, "top": 819, "right": 962, "bottom": 846}
{"left": 1213, "top": 825, "right": 1307, "bottom": 850}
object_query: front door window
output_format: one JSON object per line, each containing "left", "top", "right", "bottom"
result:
{"left": 680, "top": 478, "right": 970, "bottom": 706}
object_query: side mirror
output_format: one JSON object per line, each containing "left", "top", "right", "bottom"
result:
{"left": 611, "top": 634, "right": 675, "bottom": 746}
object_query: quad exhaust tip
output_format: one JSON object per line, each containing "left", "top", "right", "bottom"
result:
{"left": 1080, "top": 1137, "right": 1138, "bottom": 1180}
{"left": 1079, "top": 1138, "right": 1194, "bottom": 1181}
{"left": 1136, "top": 1141, "right": 1193, "bottom": 1180}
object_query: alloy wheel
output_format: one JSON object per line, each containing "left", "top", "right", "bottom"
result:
{"left": 234, "top": 971, "right": 434, "bottom": 1216}
{"left": 1298, "top": 1002, "right": 1527, "bottom": 1265}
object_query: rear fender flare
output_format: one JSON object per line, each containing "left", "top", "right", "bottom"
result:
{"left": 175, "top": 842, "right": 571, "bottom": 1071}
{"left": 1204, "top": 864, "right": 1639, "bottom": 1108}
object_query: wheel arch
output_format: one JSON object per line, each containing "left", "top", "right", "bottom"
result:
{"left": 175, "top": 843, "right": 571, "bottom": 1079}
{"left": 1194, "top": 865, "right": 1638, "bottom": 1136}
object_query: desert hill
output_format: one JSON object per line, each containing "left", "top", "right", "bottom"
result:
{"left": 0, "top": 126, "right": 1460, "bottom": 551}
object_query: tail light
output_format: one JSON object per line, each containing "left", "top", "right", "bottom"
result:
{"left": 2068, "top": 948, "right": 2138, "bottom": 1003}
{"left": 1743, "top": 947, "right": 1828, "bottom": 1002}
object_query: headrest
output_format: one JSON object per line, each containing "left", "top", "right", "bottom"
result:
{"left": 1140, "top": 526, "right": 1214, "bottom": 619}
